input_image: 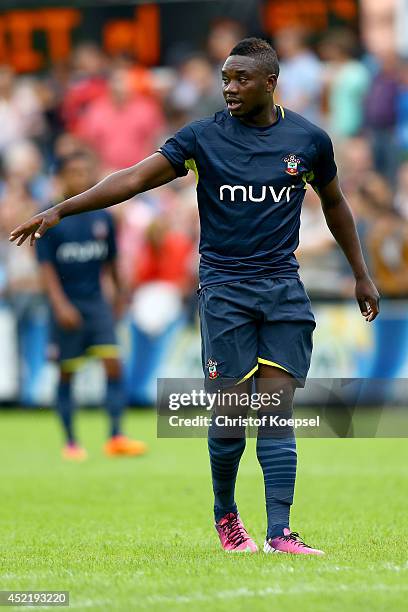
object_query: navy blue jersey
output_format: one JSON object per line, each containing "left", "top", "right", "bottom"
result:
{"left": 36, "top": 210, "right": 117, "bottom": 300}
{"left": 159, "top": 106, "right": 337, "bottom": 288}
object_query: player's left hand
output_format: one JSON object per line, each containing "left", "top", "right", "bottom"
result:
{"left": 9, "top": 208, "right": 61, "bottom": 246}
{"left": 355, "top": 275, "right": 380, "bottom": 322}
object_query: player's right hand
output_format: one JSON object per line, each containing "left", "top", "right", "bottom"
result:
{"left": 9, "top": 208, "right": 61, "bottom": 247}
{"left": 55, "top": 302, "right": 83, "bottom": 330}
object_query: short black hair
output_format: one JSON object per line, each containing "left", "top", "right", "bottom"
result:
{"left": 229, "top": 37, "right": 279, "bottom": 77}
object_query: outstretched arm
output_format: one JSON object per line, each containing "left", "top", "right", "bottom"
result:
{"left": 315, "top": 175, "right": 380, "bottom": 322}
{"left": 9, "top": 153, "right": 177, "bottom": 246}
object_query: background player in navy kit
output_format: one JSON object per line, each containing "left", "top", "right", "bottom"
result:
{"left": 36, "top": 152, "right": 147, "bottom": 460}
{"left": 11, "top": 39, "right": 379, "bottom": 552}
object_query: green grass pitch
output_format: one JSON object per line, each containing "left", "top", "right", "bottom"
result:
{"left": 0, "top": 409, "right": 407, "bottom": 611}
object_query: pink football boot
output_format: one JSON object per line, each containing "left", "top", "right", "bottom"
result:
{"left": 61, "top": 442, "right": 87, "bottom": 461}
{"left": 264, "top": 528, "right": 324, "bottom": 555}
{"left": 216, "top": 512, "right": 258, "bottom": 552}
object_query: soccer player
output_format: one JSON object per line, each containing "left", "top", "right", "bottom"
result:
{"left": 35, "top": 151, "right": 147, "bottom": 460}
{"left": 10, "top": 39, "right": 379, "bottom": 552}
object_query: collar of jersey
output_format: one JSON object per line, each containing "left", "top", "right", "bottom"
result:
{"left": 228, "top": 104, "right": 282, "bottom": 133}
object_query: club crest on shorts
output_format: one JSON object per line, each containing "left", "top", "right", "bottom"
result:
{"left": 283, "top": 154, "right": 301, "bottom": 176}
{"left": 206, "top": 358, "right": 219, "bottom": 379}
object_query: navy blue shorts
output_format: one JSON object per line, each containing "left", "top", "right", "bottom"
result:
{"left": 50, "top": 298, "right": 119, "bottom": 372}
{"left": 199, "top": 277, "right": 316, "bottom": 384}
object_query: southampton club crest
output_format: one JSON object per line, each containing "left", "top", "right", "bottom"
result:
{"left": 283, "top": 154, "right": 301, "bottom": 176}
{"left": 206, "top": 358, "right": 219, "bottom": 380}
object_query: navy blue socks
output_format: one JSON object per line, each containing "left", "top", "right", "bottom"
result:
{"left": 106, "top": 378, "right": 125, "bottom": 438}
{"left": 256, "top": 435, "right": 297, "bottom": 538}
{"left": 57, "top": 376, "right": 126, "bottom": 442}
{"left": 56, "top": 380, "right": 75, "bottom": 443}
{"left": 208, "top": 413, "right": 246, "bottom": 522}
{"left": 207, "top": 379, "right": 297, "bottom": 535}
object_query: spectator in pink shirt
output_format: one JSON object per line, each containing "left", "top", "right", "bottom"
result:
{"left": 76, "top": 67, "right": 165, "bottom": 170}
{"left": 61, "top": 43, "right": 109, "bottom": 133}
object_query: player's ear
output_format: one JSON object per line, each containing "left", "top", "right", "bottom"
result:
{"left": 266, "top": 74, "right": 277, "bottom": 93}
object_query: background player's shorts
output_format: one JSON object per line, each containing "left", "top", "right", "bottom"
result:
{"left": 199, "top": 277, "right": 316, "bottom": 385}
{"left": 51, "top": 298, "right": 119, "bottom": 372}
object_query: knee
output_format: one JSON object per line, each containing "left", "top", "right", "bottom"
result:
{"left": 103, "top": 358, "right": 122, "bottom": 380}
{"left": 59, "top": 369, "right": 72, "bottom": 385}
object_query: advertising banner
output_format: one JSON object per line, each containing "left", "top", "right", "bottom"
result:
{"left": 1, "top": 299, "right": 407, "bottom": 407}
{"left": 0, "top": 1, "right": 358, "bottom": 73}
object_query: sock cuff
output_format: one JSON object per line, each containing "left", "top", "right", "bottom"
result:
{"left": 214, "top": 503, "right": 238, "bottom": 522}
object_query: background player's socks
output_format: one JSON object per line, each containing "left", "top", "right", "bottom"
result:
{"left": 105, "top": 378, "right": 147, "bottom": 457}
{"left": 57, "top": 379, "right": 76, "bottom": 444}
{"left": 208, "top": 426, "right": 246, "bottom": 521}
{"left": 256, "top": 435, "right": 297, "bottom": 539}
{"left": 106, "top": 378, "right": 125, "bottom": 437}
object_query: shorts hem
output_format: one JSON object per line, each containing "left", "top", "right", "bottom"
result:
{"left": 60, "top": 357, "right": 86, "bottom": 373}
{"left": 236, "top": 363, "right": 259, "bottom": 385}
{"left": 257, "top": 356, "right": 308, "bottom": 387}
{"left": 86, "top": 344, "right": 120, "bottom": 358}
{"left": 59, "top": 344, "right": 119, "bottom": 372}
{"left": 258, "top": 357, "right": 289, "bottom": 373}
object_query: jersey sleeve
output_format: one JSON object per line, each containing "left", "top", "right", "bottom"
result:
{"left": 158, "top": 124, "right": 196, "bottom": 177}
{"left": 35, "top": 232, "right": 56, "bottom": 264}
{"left": 309, "top": 128, "right": 337, "bottom": 190}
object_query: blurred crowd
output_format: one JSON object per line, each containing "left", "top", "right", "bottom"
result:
{"left": 1, "top": 13, "right": 408, "bottom": 354}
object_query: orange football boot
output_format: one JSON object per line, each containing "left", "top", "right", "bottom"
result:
{"left": 104, "top": 435, "right": 147, "bottom": 457}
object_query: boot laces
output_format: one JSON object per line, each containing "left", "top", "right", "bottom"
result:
{"left": 221, "top": 514, "right": 248, "bottom": 547}
{"left": 279, "top": 531, "right": 312, "bottom": 548}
